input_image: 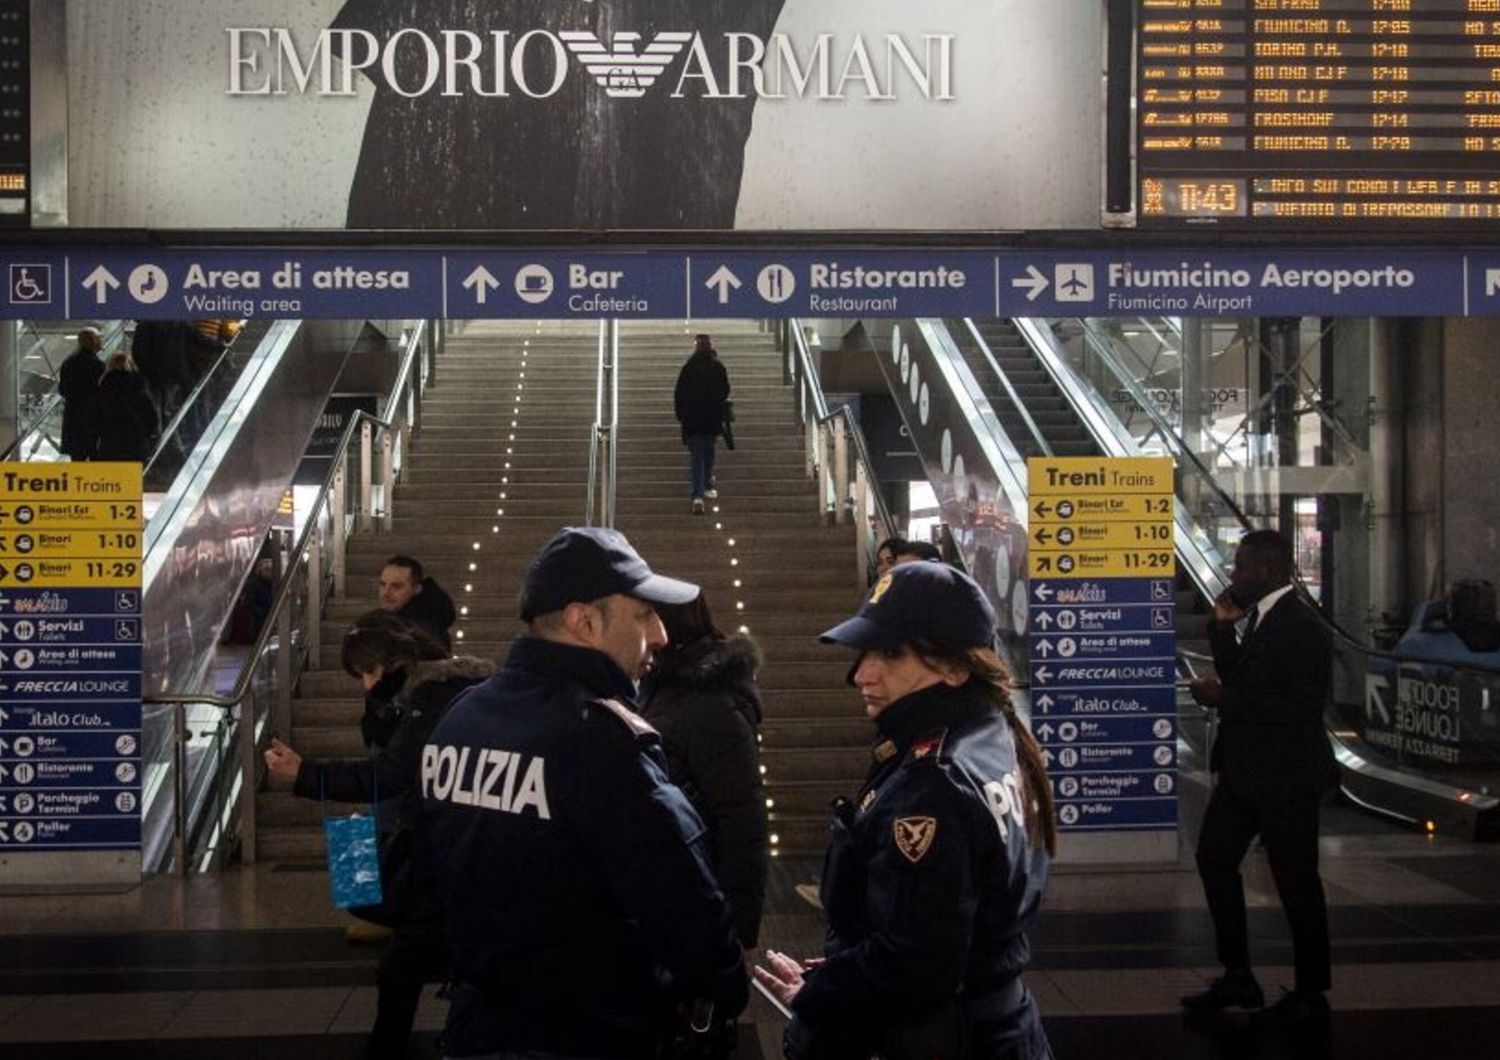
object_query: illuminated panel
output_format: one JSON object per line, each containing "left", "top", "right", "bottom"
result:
{"left": 1136, "top": 0, "right": 1500, "bottom": 227}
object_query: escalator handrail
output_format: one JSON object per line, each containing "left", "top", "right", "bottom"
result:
{"left": 1064, "top": 320, "right": 1467, "bottom": 673}
{"left": 144, "top": 321, "right": 252, "bottom": 477}
{"left": 1014, "top": 317, "right": 1231, "bottom": 604}
{"left": 141, "top": 322, "right": 430, "bottom": 711}
{"left": 1074, "top": 318, "right": 1255, "bottom": 537}
{"left": 961, "top": 319, "right": 1054, "bottom": 457}
{"left": 1, "top": 321, "right": 131, "bottom": 461}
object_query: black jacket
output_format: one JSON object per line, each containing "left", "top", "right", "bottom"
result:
{"left": 640, "top": 634, "right": 767, "bottom": 947}
{"left": 131, "top": 320, "right": 194, "bottom": 393}
{"left": 400, "top": 577, "right": 457, "bottom": 650}
{"left": 296, "top": 656, "right": 496, "bottom": 814}
{"left": 57, "top": 347, "right": 104, "bottom": 459}
{"left": 422, "top": 637, "right": 747, "bottom": 1060}
{"left": 296, "top": 656, "right": 494, "bottom": 927}
{"left": 1208, "top": 589, "right": 1334, "bottom": 784}
{"left": 674, "top": 348, "right": 731, "bottom": 438}
{"left": 791, "top": 682, "right": 1052, "bottom": 1060}
{"left": 83, "top": 371, "right": 160, "bottom": 463}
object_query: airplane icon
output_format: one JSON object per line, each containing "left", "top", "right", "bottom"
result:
{"left": 1054, "top": 264, "right": 1095, "bottom": 302}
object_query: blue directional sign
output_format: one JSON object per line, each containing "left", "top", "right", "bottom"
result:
{"left": 0, "top": 464, "right": 142, "bottom": 863}
{"left": 685, "top": 251, "right": 994, "bottom": 319}
{"left": 8, "top": 244, "right": 1496, "bottom": 321}
{"left": 1053, "top": 798, "right": 1179, "bottom": 832}
{"left": 1033, "top": 715, "right": 1177, "bottom": 747}
{"left": 1028, "top": 457, "right": 1178, "bottom": 839}
{"left": 1031, "top": 686, "right": 1178, "bottom": 718}
{"left": 998, "top": 248, "right": 1467, "bottom": 318}
{"left": 446, "top": 251, "right": 683, "bottom": 318}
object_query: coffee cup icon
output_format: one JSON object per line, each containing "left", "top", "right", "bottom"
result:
{"left": 515, "top": 265, "right": 554, "bottom": 304}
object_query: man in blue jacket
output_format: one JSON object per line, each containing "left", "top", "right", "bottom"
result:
{"left": 421, "top": 527, "right": 749, "bottom": 1059}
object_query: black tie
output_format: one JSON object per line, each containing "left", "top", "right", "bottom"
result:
{"left": 1243, "top": 607, "right": 1260, "bottom": 640}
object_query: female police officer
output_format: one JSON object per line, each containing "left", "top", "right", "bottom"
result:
{"left": 754, "top": 562, "right": 1057, "bottom": 1060}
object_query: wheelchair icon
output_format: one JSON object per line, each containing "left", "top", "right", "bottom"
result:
{"left": 9, "top": 265, "right": 51, "bottom": 305}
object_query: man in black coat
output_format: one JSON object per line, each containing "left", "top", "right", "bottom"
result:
{"left": 1185, "top": 530, "right": 1334, "bottom": 1028}
{"left": 367, "top": 556, "right": 458, "bottom": 748}
{"left": 674, "top": 334, "right": 730, "bottom": 514}
{"left": 57, "top": 327, "right": 104, "bottom": 459}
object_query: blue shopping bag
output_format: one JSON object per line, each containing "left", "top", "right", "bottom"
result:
{"left": 324, "top": 811, "right": 383, "bottom": 910}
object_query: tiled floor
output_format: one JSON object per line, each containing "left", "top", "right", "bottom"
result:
{"left": 3, "top": 799, "right": 1500, "bottom": 1058}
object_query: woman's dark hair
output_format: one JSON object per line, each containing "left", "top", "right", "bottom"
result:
{"left": 908, "top": 640, "right": 1059, "bottom": 857}
{"left": 876, "top": 537, "right": 908, "bottom": 559}
{"left": 341, "top": 609, "right": 448, "bottom": 679}
{"left": 650, "top": 595, "right": 726, "bottom": 680}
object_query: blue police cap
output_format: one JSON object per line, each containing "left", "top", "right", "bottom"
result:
{"left": 821, "top": 562, "right": 996, "bottom": 651}
{"left": 519, "top": 527, "right": 699, "bottom": 621}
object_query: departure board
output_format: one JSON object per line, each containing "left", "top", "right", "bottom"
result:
{"left": 0, "top": 0, "right": 25, "bottom": 225}
{"left": 1136, "top": 0, "right": 1500, "bottom": 226}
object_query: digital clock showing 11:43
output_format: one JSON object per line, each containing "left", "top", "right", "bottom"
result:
{"left": 1143, "top": 178, "right": 1248, "bottom": 219}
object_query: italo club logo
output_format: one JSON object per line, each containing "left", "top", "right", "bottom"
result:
{"left": 226, "top": 27, "right": 956, "bottom": 102}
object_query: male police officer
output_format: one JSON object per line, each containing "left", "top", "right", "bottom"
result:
{"left": 422, "top": 527, "right": 749, "bottom": 1059}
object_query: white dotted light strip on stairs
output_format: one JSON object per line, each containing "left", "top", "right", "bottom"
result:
{"left": 700, "top": 338, "right": 779, "bottom": 859}
{"left": 463, "top": 335, "right": 528, "bottom": 640}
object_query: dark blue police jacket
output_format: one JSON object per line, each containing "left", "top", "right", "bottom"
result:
{"left": 793, "top": 682, "right": 1052, "bottom": 1059}
{"left": 421, "top": 637, "right": 747, "bottom": 1059}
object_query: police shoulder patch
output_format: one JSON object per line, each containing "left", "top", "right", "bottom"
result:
{"left": 905, "top": 730, "right": 948, "bottom": 765}
{"left": 590, "top": 698, "right": 658, "bottom": 739}
{"left": 893, "top": 816, "right": 938, "bottom": 864}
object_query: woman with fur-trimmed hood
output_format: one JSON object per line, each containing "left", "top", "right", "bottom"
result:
{"left": 265, "top": 610, "right": 495, "bottom": 1060}
{"left": 641, "top": 593, "right": 768, "bottom": 949}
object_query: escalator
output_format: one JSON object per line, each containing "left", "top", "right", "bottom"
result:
{"left": 3, "top": 318, "right": 407, "bottom": 871}
{"left": 880, "top": 314, "right": 1500, "bottom": 838}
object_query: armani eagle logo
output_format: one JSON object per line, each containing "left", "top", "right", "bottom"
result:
{"left": 560, "top": 31, "right": 694, "bottom": 98}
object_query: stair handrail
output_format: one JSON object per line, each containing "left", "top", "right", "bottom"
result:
{"left": 139, "top": 320, "right": 436, "bottom": 875}
{"left": 2, "top": 320, "right": 131, "bottom": 461}
{"left": 961, "top": 319, "right": 1054, "bottom": 457}
{"left": 587, "top": 321, "right": 620, "bottom": 527}
{"left": 783, "top": 320, "right": 897, "bottom": 586}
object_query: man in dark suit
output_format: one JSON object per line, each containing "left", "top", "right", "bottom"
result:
{"left": 1184, "top": 529, "right": 1334, "bottom": 1027}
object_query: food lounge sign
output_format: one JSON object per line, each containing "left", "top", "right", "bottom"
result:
{"left": 1363, "top": 663, "right": 1494, "bottom": 767}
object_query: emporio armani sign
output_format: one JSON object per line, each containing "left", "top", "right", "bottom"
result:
{"left": 226, "top": 27, "right": 956, "bottom": 102}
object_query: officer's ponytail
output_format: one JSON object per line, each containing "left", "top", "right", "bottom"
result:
{"left": 911, "top": 641, "right": 1059, "bottom": 857}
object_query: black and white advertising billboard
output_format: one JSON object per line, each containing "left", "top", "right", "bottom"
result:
{"left": 62, "top": 1, "right": 1102, "bottom": 231}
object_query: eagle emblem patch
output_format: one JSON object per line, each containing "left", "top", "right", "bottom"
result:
{"left": 893, "top": 816, "right": 938, "bottom": 864}
{"left": 869, "top": 573, "right": 894, "bottom": 604}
